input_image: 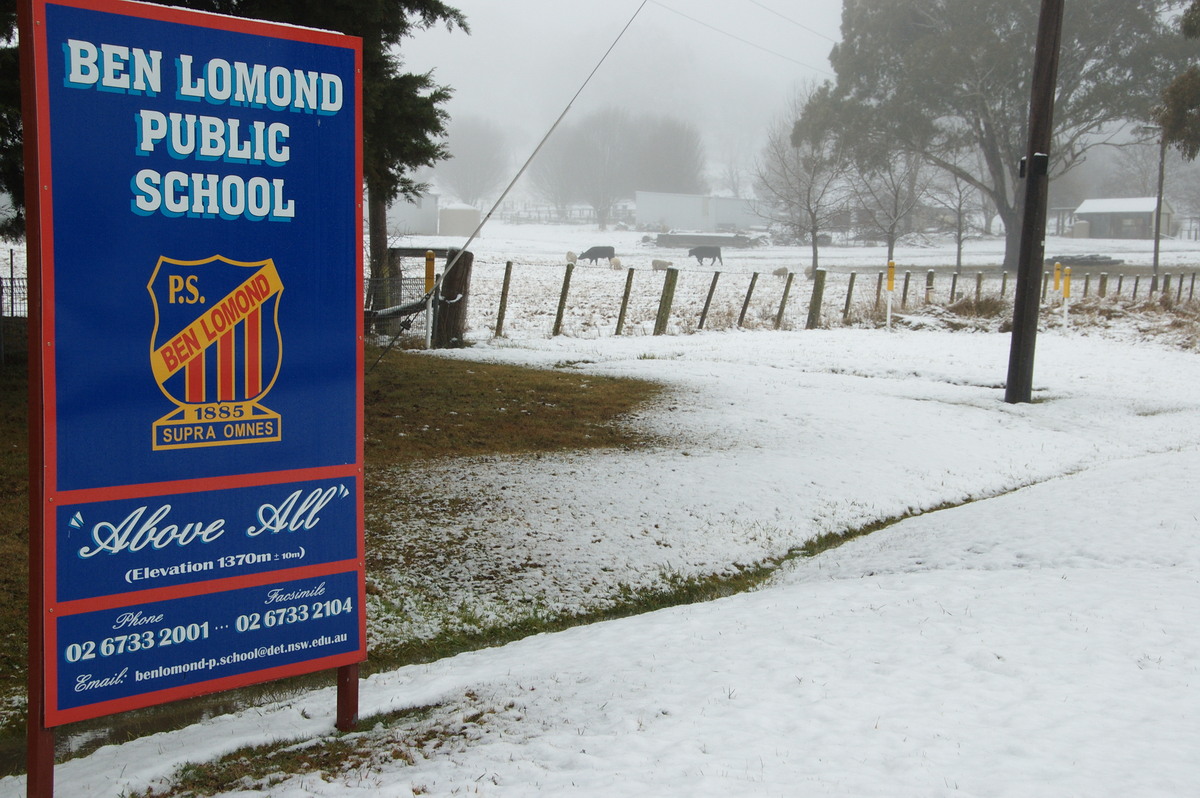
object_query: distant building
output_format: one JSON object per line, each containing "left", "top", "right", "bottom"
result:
{"left": 439, "top": 204, "right": 482, "bottom": 237}
{"left": 635, "top": 191, "right": 761, "bottom": 233}
{"left": 1071, "top": 197, "right": 1175, "bottom": 239}
{"left": 387, "top": 193, "right": 439, "bottom": 236}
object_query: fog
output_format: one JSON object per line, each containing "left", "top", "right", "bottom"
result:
{"left": 399, "top": 0, "right": 844, "bottom": 191}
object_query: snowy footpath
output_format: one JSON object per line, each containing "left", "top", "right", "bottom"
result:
{"left": 5, "top": 327, "right": 1200, "bottom": 797}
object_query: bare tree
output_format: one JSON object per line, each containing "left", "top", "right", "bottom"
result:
{"left": 436, "top": 116, "right": 511, "bottom": 207}
{"left": 754, "top": 85, "right": 850, "bottom": 275}
{"left": 849, "top": 149, "right": 932, "bottom": 261}
{"left": 928, "top": 163, "right": 982, "bottom": 273}
{"left": 1102, "top": 139, "right": 1165, "bottom": 198}
{"left": 716, "top": 150, "right": 748, "bottom": 199}
{"left": 527, "top": 108, "right": 710, "bottom": 228}
{"left": 528, "top": 129, "right": 578, "bottom": 221}
{"left": 573, "top": 108, "right": 630, "bottom": 230}
{"left": 632, "top": 116, "right": 708, "bottom": 195}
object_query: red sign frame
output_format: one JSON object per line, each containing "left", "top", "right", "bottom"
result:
{"left": 20, "top": 0, "right": 365, "bottom": 788}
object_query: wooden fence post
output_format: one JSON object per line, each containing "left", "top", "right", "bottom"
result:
{"left": 843, "top": 272, "right": 857, "bottom": 322}
{"left": 1002, "top": 271, "right": 1009, "bottom": 297}
{"left": 1083, "top": 273, "right": 1091, "bottom": 297}
{"left": 654, "top": 268, "right": 679, "bottom": 335}
{"left": 1116, "top": 274, "right": 1124, "bottom": 296}
{"left": 925, "top": 270, "right": 935, "bottom": 304}
{"left": 806, "top": 269, "right": 826, "bottom": 329}
{"left": 1041, "top": 271, "right": 1050, "bottom": 300}
{"left": 1163, "top": 273, "right": 1172, "bottom": 298}
{"left": 553, "top": 262, "right": 573, "bottom": 337}
{"left": 698, "top": 271, "right": 720, "bottom": 330}
{"left": 774, "top": 272, "right": 795, "bottom": 330}
{"left": 615, "top": 267, "right": 635, "bottom": 335}
{"left": 494, "top": 260, "right": 513, "bottom": 338}
{"left": 738, "top": 272, "right": 759, "bottom": 327}
{"left": 949, "top": 272, "right": 959, "bottom": 303}
{"left": 1098, "top": 273, "right": 1108, "bottom": 298}
{"left": 875, "top": 271, "right": 884, "bottom": 309}
{"left": 1178, "top": 274, "right": 1185, "bottom": 302}
{"left": 1133, "top": 275, "right": 1141, "bottom": 299}
{"left": 1190, "top": 273, "right": 1196, "bottom": 301}
{"left": 433, "top": 249, "right": 472, "bottom": 348}
{"left": 976, "top": 272, "right": 984, "bottom": 303}
{"left": 901, "top": 270, "right": 912, "bottom": 309}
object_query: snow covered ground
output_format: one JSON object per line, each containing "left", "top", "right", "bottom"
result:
{"left": 389, "top": 223, "right": 1200, "bottom": 339}
{"left": 5, "top": 228, "right": 1200, "bottom": 796}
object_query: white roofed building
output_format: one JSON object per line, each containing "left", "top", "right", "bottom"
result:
{"left": 1072, "top": 197, "right": 1175, "bottom": 239}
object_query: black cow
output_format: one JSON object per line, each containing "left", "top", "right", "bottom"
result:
{"left": 579, "top": 245, "right": 616, "bottom": 264}
{"left": 688, "top": 246, "right": 723, "bottom": 266}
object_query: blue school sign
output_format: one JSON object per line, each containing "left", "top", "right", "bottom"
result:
{"left": 23, "top": 0, "right": 364, "bottom": 725}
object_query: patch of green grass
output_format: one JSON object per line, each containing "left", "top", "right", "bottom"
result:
{"left": 0, "top": 330, "right": 663, "bottom": 770}
{"left": 364, "top": 348, "right": 661, "bottom": 466}
{"left": 798, "top": 502, "right": 961, "bottom": 559}
{"left": 363, "top": 562, "right": 781, "bottom": 673}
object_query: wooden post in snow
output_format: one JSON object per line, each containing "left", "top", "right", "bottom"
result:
{"left": 806, "top": 269, "right": 826, "bottom": 329}
{"left": 433, "top": 249, "right": 472, "bottom": 348}
{"left": 654, "top": 268, "right": 679, "bottom": 335}
{"left": 494, "top": 260, "right": 513, "bottom": 338}
{"left": 616, "top": 267, "right": 635, "bottom": 335}
{"left": 774, "top": 272, "right": 794, "bottom": 330}
{"left": 698, "top": 272, "right": 720, "bottom": 330}
{"left": 553, "top": 261, "right": 573, "bottom": 337}
{"left": 738, "top": 272, "right": 759, "bottom": 328}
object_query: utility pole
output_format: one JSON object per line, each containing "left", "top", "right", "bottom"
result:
{"left": 1153, "top": 131, "right": 1166, "bottom": 291}
{"left": 1005, "top": 0, "right": 1066, "bottom": 404}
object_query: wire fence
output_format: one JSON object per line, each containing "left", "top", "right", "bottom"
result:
{"left": 1, "top": 278, "right": 27, "bottom": 318}
{"left": 465, "top": 261, "right": 1200, "bottom": 340}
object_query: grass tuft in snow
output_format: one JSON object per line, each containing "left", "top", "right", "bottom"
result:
{"left": 798, "top": 500, "right": 966, "bottom": 560}
{"left": 123, "top": 703, "right": 448, "bottom": 798}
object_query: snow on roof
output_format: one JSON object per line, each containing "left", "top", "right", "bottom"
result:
{"left": 1074, "top": 197, "right": 1165, "bottom": 215}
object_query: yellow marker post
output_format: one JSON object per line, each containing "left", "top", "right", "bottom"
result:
{"left": 1053, "top": 261, "right": 1061, "bottom": 292}
{"left": 425, "top": 250, "right": 436, "bottom": 294}
{"left": 1063, "top": 266, "right": 1071, "bottom": 328}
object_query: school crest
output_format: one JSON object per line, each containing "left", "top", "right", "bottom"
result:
{"left": 148, "top": 255, "right": 284, "bottom": 450}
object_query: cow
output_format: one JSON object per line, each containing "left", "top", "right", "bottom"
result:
{"left": 578, "top": 245, "right": 616, "bottom": 264}
{"left": 688, "top": 246, "right": 722, "bottom": 266}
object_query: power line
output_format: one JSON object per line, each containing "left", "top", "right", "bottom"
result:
{"left": 745, "top": 0, "right": 839, "bottom": 44}
{"left": 369, "top": 0, "right": 652, "bottom": 370}
{"left": 649, "top": 0, "right": 835, "bottom": 77}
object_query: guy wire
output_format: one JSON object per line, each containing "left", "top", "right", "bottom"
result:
{"left": 369, "top": 0, "right": 649, "bottom": 370}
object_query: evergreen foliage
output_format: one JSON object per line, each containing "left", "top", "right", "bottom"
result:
{"left": 0, "top": 0, "right": 466, "bottom": 238}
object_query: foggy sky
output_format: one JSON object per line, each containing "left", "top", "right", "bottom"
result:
{"left": 399, "top": 0, "right": 844, "bottom": 184}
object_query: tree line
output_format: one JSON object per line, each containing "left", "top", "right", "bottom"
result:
{"left": 434, "top": 108, "right": 708, "bottom": 231}
{"left": 755, "top": 0, "right": 1200, "bottom": 274}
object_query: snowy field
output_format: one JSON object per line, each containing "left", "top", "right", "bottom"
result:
{"left": 390, "top": 223, "right": 1200, "bottom": 339}
{"left": 5, "top": 227, "right": 1200, "bottom": 796}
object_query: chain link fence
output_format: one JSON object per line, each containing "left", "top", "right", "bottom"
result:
{"left": 1, "top": 277, "right": 27, "bottom": 318}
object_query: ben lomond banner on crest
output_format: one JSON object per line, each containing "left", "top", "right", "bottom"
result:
{"left": 149, "top": 255, "right": 284, "bottom": 450}
{"left": 20, "top": 0, "right": 365, "bottom": 734}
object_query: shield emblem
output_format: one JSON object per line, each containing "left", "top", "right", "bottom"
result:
{"left": 148, "top": 255, "right": 284, "bottom": 450}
